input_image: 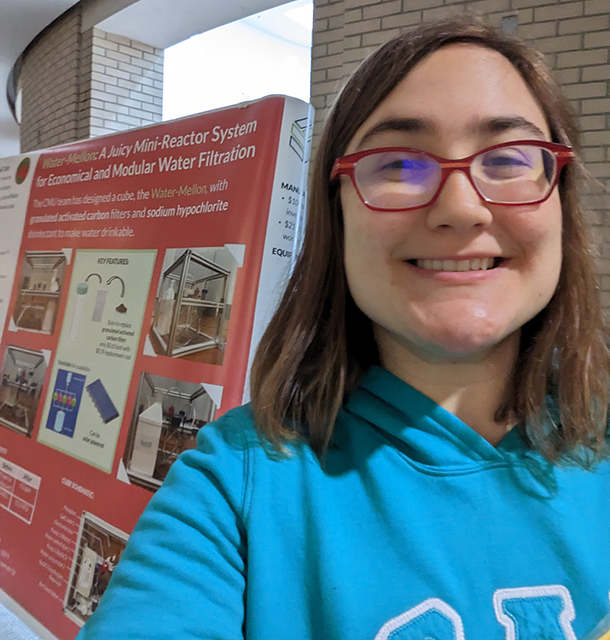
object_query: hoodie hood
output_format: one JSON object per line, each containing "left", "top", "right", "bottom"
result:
{"left": 343, "top": 366, "right": 528, "bottom": 473}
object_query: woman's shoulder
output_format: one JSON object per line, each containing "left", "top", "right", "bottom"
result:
{"left": 165, "top": 404, "right": 314, "bottom": 513}
{"left": 196, "top": 402, "right": 328, "bottom": 458}
{"left": 193, "top": 403, "right": 298, "bottom": 461}
{"left": 173, "top": 404, "right": 262, "bottom": 483}
{"left": 196, "top": 402, "right": 259, "bottom": 450}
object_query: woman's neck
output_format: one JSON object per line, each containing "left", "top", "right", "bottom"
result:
{"left": 376, "top": 331, "right": 519, "bottom": 446}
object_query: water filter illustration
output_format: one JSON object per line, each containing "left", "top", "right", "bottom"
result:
{"left": 53, "top": 410, "right": 65, "bottom": 433}
{"left": 70, "top": 282, "right": 89, "bottom": 341}
{"left": 42, "top": 299, "right": 56, "bottom": 333}
{"left": 92, "top": 290, "right": 107, "bottom": 322}
{"left": 85, "top": 273, "right": 107, "bottom": 322}
{"left": 107, "top": 275, "right": 127, "bottom": 314}
{"left": 46, "top": 369, "right": 87, "bottom": 438}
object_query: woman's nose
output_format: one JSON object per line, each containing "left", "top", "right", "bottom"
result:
{"left": 425, "top": 169, "right": 493, "bottom": 231}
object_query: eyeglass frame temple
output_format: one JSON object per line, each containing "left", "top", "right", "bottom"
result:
{"left": 330, "top": 141, "right": 575, "bottom": 211}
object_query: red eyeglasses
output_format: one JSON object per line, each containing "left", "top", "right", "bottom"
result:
{"left": 330, "top": 140, "right": 574, "bottom": 211}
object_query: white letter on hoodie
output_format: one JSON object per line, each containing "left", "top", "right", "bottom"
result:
{"left": 493, "top": 585, "right": 577, "bottom": 640}
{"left": 374, "top": 598, "right": 465, "bottom": 640}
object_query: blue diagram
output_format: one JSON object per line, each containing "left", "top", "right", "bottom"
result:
{"left": 45, "top": 369, "right": 87, "bottom": 438}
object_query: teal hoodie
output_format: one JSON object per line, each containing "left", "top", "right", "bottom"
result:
{"left": 77, "top": 367, "right": 610, "bottom": 639}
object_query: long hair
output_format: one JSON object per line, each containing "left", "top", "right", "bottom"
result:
{"left": 250, "top": 16, "right": 609, "bottom": 465}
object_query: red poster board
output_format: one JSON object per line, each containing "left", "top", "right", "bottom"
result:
{"left": 0, "top": 95, "right": 313, "bottom": 640}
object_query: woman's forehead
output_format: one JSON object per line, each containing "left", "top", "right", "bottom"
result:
{"left": 347, "top": 43, "right": 551, "bottom": 153}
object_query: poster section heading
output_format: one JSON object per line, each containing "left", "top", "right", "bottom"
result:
{"left": 26, "top": 113, "right": 268, "bottom": 243}
{"left": 39, "top": 121, "right": 257, "bottom": 179}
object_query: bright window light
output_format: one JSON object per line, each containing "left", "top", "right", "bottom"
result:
{"left": 163, "top": 0, "right": 313, "bottom": 122}
{"left": 285, "top": 3, "right": 314, "bottom": 29}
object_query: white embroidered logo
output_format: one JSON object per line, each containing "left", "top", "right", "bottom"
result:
{"left": 374, "top": 598, "right": 464, "bottom": 640}
{"left": 493, "top": 586, "right": 577, "bottom": 640}
{"left": 374, "top": 585, "right": 579, "bottom": 639}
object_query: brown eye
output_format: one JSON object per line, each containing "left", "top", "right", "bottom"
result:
{"left": 480, "top": 147, "right": 535, "bottom": 180}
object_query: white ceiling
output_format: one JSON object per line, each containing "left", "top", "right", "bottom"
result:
{"left": 0, "top": 0, "right": 294, "bottom": 158}
{"left": 96, "top": 0, "right": 291, "bottom": 50}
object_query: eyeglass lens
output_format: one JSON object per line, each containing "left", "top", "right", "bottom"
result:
{"left": 354, "top": 145, "right": 557, "bottom": 209}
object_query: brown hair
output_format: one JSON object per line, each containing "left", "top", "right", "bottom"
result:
{"left": 250, "top": 16, "right": 609, "bottom": 465}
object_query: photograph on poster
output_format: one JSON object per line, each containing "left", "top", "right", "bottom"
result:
{"left": 63, "top": 512, "right": 129, "bottom": 627}
{"left": 150, "top": 246, "right": 241, "bottom": 365}
{"left": 13, "top": 251, "right": 66, "bottom": 334}
{"left": 0, "top": 345, "right": 47, "bottom": 436}
{"left": 123, "top": 372, "right": 218, "bottom": 491}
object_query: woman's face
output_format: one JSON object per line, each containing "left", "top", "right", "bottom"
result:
{"left": 340, "top": 44, "right": 563, "bottom": 363}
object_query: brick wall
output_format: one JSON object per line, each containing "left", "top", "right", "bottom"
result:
{"left": 19, "top": 7, "right": 83, "bottom": 152}
{"left": 19, "top": 8, "right": 163, "bottom": 152}
{"left": 81, "top": 28, "right": 163, "bottom": 139}
{"left": 311, "top": 0, "right": 610, "bottom": 311}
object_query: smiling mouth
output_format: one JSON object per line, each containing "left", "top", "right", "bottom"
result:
{"left": 407, "top": 257, "right": 504, "bottom": 272}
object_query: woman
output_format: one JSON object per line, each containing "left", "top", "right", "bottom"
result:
{"left": 78, "top": 17, "right": 610, "bottom": 640}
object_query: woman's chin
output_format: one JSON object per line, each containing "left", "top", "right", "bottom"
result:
{"left": 376, "top": 321, "right": 519, "bottom": 365}
{"left": 422, "top": 336, "right": 510, "bottom": 363}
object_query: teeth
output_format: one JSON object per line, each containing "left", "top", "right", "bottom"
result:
{"left": 416, "top": 258, "right": 497, "bottom": 272}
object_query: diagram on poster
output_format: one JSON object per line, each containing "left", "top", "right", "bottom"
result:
{"left": 38, "top": 249, "right": 156, "bottom": 471}
{"left": 45, "top": 369, "right": 87, "bottom": 437}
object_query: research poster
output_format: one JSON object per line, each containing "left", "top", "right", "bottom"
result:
{"left": 0, "top": 95, "right": 313, "bottom": 639}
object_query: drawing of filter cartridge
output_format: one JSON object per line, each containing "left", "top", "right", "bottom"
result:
{"left": 70, "top": 282, "right": 89, "bottom": 342}
{"left": 86, "top": 379, "right": 119, "bottom": 424}
{"left": 46, "top": 369, "right": 87, "bottom": 438}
